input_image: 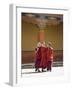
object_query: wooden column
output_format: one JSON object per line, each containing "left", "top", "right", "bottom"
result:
{"left": 38, "top": 29, "right": 45, "bottom": 42}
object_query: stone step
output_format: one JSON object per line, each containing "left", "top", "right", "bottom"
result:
{"left": 22, "top": 61, "right": 63, "bottom": 69}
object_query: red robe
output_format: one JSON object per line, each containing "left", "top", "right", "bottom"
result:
{"left": 46, "top": 47, "right": 53, "bottom": 70}
{"left": 40, "top": 47, "right": 47, "bottom": 69}
{"left": 47, "top": 47, "right": 53, "bottom": 61}
{"left": 35, "top": 47, "right": 41, "bottom": 68}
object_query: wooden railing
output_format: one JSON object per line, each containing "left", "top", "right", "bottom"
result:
{"left": 21, "top": 50, "right": 63, "bottom": 64}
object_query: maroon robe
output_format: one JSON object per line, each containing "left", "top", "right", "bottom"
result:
{"left": 40, "top": 47, "right": 47, "bottom": 69}
{"left": 47, "top": 47, "right": 53, "bottom": 61}
{"left": 35, "top": 47, "right": 41, "bottom": 68}
{"left": 46, "top": 47, "right": 53, "bottom": 70}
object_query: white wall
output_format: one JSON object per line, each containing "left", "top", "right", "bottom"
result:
{"left": 0, "top": 0, "right": 72, "bottom": 89}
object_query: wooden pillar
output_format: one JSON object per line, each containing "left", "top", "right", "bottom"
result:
{"left": 38, "top": 29, "right": 45, "bottom": 42}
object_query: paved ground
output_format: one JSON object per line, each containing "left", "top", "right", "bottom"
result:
{"left": 21, "top": 67, "right": 64, "bottom": 76}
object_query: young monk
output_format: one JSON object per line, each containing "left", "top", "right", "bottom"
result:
{"left": 40, "top": 42, "right": 47, "bottom": 72}
{"left": 46, "top": 42, "right": 53, "bottom": 71}
{"left": 35, "top": 42, "right": 41, "bottom": 72}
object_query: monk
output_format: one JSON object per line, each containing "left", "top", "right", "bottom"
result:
{"left": 40, "top": 42, "right": 47, "bottom": 72}
{"left": 35, "top": 42, "right": 41, "bottom": 72}
{"left": 46, "top": 42, "right": 53, "bottom": 71}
